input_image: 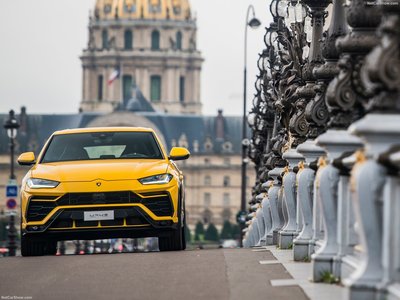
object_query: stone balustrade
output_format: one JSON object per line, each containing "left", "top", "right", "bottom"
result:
{"left": 244, "top": 0, "right": 400, "bottom": 298}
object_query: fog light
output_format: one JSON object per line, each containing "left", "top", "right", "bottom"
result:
{"left": 32, "top": 226, "right": 39, "bottom": 231}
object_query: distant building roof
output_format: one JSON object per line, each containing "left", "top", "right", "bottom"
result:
{"left": 0, "top": 108, "right": 247, "bottom": 156}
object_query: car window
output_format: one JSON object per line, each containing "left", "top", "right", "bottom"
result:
{"left": 41, "top": 131, "right": 163, "bottom": 163}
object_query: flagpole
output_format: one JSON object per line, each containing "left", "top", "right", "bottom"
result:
{"left": 120, "top": 59, "right": 123, "bottom": 107}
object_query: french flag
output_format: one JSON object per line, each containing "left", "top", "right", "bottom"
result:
{"left": 107, "top": 69, "right": 120, "bottom": 86}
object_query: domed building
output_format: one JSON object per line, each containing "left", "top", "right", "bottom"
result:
{"left": 80, "top": 0, "right": 203, "bottom": 114}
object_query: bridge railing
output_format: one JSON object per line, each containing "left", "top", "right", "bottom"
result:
{"left": 245, "top": 1, "right": 400, "bottom": 299}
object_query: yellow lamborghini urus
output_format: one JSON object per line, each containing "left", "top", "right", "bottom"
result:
{"left": 17, "top": 127, "right": 190, "bottom": 256}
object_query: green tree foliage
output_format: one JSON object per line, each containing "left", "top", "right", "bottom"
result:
{"left": 194, "top": 221, "right": 205, "bottom": 241}
{"left": 204, "top": 223, "right": 219, "bottom": 241}
{"left": 220, "top": 220, "right": 232, "bottom": 239}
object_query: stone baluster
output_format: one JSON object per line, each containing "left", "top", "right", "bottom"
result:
{"left": 311, "top": 130, "right": 363, "bottom": 282}
{"left": 261, "top": 180, "right": 274, "bottom": 245}
{"left": 309, "top": 161, "right": 325, "bottom": 257}
{"left": 295, "top": 165, "right": 304, "bottom": 237}
{"left": 385, "top": 151, "right": 400, "bottom": 298}
{"left": 246, "top": 211, "right": 258, "bottom": 247}
{"left": 345, "top": 114, "right": 400, "bottom": 300}
{"left": 255, "top": 205, "right": 266, "bottom": 247}
{"left": 279, "top": 149, "right": 305, "bottom": 249}
{"left": 266, "top": 167, "right": 285, "bottom": 245}
{"left": 330, "top": 151, "right": 362, "bottom": 280}
{"left": 251, "top": 217, "right": 261, "bottom": 248}
{"left": 293, "top": 140, "right": 326, "bottom": 261}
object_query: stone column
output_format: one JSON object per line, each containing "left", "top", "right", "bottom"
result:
{"left": 279, "top": 149, "right": 305, "bottom": 249}
{"left": 345, "top": 114, "right": 400, "bottom": 300}
{"left": 312, "top": 129, "right": 363, "bottom": 282}
{"left": 293, "top": 140, "right": 325, "bottom": 261}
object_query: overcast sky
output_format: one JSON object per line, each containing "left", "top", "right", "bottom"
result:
{"left": 0, "top": 0, "right": 272, "bottom": 116}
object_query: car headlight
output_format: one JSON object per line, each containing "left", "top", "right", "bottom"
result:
{"left": 138, "top": 174, "right": 173, "bottom": 185}
{"left": 27, "top": 178, "right": 60, "bottom": 189}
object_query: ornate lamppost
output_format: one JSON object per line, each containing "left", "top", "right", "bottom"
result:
{"left": 3, "top": 110, "right": 20, "bottom": 257}
{"left": 240, "top": 5, "right": 261, "bottom": 247}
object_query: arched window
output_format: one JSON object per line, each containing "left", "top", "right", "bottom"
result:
{"left": 124, "top": 30, "right": 133, "bottom": 50}
{"left": 223, "top": 176, "right": 230, "bottom": 187}
{"left": 176, "top": 31, "right": 182, "bottom": 50}
{"left": 151, "top": 30, "right": 160, "bottom": 50}
{"left": 102, "top": 29, "right": 108, "bottom": 49}
{"left": 150, "top": 75, "right": 161, "bottom": 102}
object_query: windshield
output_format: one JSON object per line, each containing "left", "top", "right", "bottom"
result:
{"left": 41, "top": 131, "right": 163, "bottom": 163}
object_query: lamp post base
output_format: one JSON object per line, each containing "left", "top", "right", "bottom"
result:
{"left": 7, "top": 214, "right": 17, "bottom": 257}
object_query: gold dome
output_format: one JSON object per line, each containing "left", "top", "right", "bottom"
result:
{"left": 95, "top": 0, "right": 191, "bottom": 21}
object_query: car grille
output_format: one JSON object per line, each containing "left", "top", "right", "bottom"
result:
{"left": 57, "top": 191, "right": 137, "bottom": 205}
{"left": 49, "top": 207, "right": 150, "bottom": 229}
{"left": 26, "top": 191, "right": 173, "bottom": 222}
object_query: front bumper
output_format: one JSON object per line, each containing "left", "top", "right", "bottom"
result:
{"left": 21, "top": 179, "right": 180, "bottom": 239}
{"left": 23, "top": 205, "right": 177, "bottom": 241}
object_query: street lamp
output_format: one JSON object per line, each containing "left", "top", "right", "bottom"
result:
{"left": 241, "top": 5, "right": 261, "bottom": 247}
{"left": 3, "top": 109, "right": 20, "bottom": 257}
{"left": 4, "top": 110, "right": 20, "bottom": 180}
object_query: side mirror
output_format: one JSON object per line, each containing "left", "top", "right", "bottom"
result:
{"left": 18, "top": 152, "right": 36, "bottom": 166}
{"left": 169, "top": 147, "right": 190, "bottom": 161}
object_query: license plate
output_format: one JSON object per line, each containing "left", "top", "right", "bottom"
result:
{"left": 84, "top": 210, "right": 114, "bottom": 221}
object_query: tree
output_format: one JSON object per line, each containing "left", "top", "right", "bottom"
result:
{"left": 220, "top": 220, "right": 232, "bottom": 239}
{"left": 204, "top": 223, "right": 219, "bottom": 241}
{"left": 194, "top": 221, "right": 205, "bottom": 241}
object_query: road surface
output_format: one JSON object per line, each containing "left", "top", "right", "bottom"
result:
{"left": 0, "top": 248, "right": 308, "bottom": 300}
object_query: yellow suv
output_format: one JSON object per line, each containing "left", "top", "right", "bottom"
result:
{"left": 18, "top": 127, "right": 190, "bottom": 256}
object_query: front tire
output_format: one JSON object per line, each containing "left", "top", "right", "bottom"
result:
{"left": 21, "top": 236, "right": 46, "bottom": 256}
{"left": 159, "top": 227, "right": 183, "bottom": 251}
{"left": 21, "top": 235, "right": 57, "bottom": 256}
{"left": 159, "top": 197, "right": 186, "bottom": 252}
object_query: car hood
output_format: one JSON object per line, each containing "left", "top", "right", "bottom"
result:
{"left": 30, "top": 160, "right": 169, "bottom": 182}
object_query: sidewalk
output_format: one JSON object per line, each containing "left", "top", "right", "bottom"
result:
{"left": 256, "top": 246, "right": 347, "bottom": 300}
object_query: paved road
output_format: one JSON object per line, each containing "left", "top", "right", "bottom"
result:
{"left": 0, "top": 248, "right": 308, "bottom": 300}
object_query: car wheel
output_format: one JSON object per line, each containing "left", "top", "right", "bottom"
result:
{"left": 158, "top": 227, "right": 183, "bottom": 251}
{"left": 181, "top": 207, "right": 187, "bottom": 250}
{"left": 159, "top": 198, "right": 185, "bottom": 252}
{"left": 181, "top": 224, "right": 186, "bottom": 250}
{"left": 21, "top": 235, "right": 47, "bottom": 257}
{"left": 45, "top": 240, "right": 58, "bottom": 255}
